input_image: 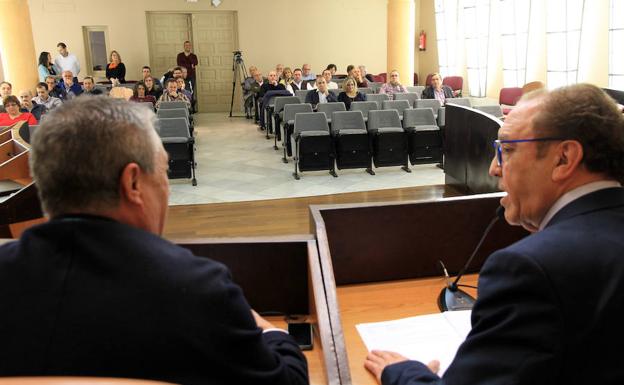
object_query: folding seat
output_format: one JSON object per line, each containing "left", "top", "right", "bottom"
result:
{"left": 446, "top": 97, "right": 471, "bottom": 107}
{"left": 292, "top": 112, "right": 335, "bottom": 180}
{"left": 369, "top": 82, "right": 382, "bottom": 93}
{"left": 281, "top": 103, "right": 313, "bottom": 162}
{"left": 442, "top": 76, "right": 463, "bottom": 97}
{"left": 499, "top": 87, "right": 523, "bottom": 115}
{"left": 406, "top": 85, "right": 426, "bottom": 95}
{"left": 157, "top": 108, "right": 193, "bottom": 136}
{"left": 367, "top": 110, "right": 410, "bottom": 174}
{"left": 295, "top": 89, "right": 311, "bottom": 103}
{"left": 474, "top": 105, "right": 504, "bottom": 119}
{"left": 366, "top": 93, "right": 390, "bottom": 110}
{"left": 403, "top": 108, "right": 442, "bottom": 165}
{"left": 331, "top": 111, "right": 370, "bottom": 171}
{"left": 317, "top": 102, "right": 346, "bottom": 125}
{"left": 158, "top": 101, "right": 189, "bottom": 110}
{"left": 382, "top": 99, "right": 411, "bottom": 120}
{"left": 393, "top": 92, "right": 420, "bottom": 107}
{"left": 157, "top": 117, "right": 197, "bottom": 186}
{"left": 329, "top": 89, "right": 342, "bottom": 98}
{"left": 272, "top": 96, "right": 300, "bottom": 148}
{"left": 358, "top": 87, "right": 373, "bottom": 95}
{"left": 350, "top": 101, "right": 378, "bottom": 124}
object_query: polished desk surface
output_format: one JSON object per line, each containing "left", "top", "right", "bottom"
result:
{"left": 337, "top": 274, "right": 479, "bottom": 385}
{"left": 267, "top": 316, "right": 327, "bottom": 385}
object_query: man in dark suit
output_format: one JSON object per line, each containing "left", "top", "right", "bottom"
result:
{"left": 421, "top": 73, "right": 454, "bottom": 105}
{"left": 0, "top": 97, "right": 308, "bottom": 385}
{"left": 365, "top": 83, "right": 624, "bottom": 385}
{"left": 305, "top": 77, "right": 337, "bottom": 110}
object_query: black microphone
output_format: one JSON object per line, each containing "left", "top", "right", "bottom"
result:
{"left": 437, "top": 206, "right": 505, "bottom": 312}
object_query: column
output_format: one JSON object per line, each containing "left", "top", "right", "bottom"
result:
{"left": 387, "top": 0, "right": 416, "bottom": 86}
{"left": 0, "top": 0, "right": 38, "bottom": 92}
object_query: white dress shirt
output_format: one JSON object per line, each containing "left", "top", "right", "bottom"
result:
{"left": 54, "top": 53, "right": 81, "bottom": 76}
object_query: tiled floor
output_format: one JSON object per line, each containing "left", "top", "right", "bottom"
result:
{"left": 168, "top": 113, "right": 445, "bottom": 205}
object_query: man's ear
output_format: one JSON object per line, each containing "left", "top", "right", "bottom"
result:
{"left": 119, "top": 163, "right": 144, "bottom": 206}
{"left": 552, "top": 140, "right": 584, "bottom": 182}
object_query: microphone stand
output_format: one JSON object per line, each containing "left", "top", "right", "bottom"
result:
{"left": 437, "top": 207, "right": 504, "bottom": 312}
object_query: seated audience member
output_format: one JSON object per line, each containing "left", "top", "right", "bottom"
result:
{"left": 322, "top": 70, "right": 339, "bottom": 89}
{"left": 243, "top": 66, "right": 259, "bottom": 116}
{"left": 326, "top": 63, "right": 337, "bottom": 77}
{"left": 156, "top": 78, "right": 191, "bottom": 110}
{"left": 251, "top": 70, "right": 266, "bottom": 94}
{"left": 160, "top": 66, "right": 183, "bottom": 86}
{"left": 421, "top": 72, "right": 454, "bottom": 104}
{"left": 38, "top": 51, "right": 60, "bottom": 82}
{"left": 305, "top": 77, "right": 337, "bottom": 110}
{"left": 365, "top": 83, "right": 624, "bottom": 385}
{"left": 0, "top": 81, "right": 12, "bottom": 110}
{"left": 180, "top": 66, "right": 194, "bottom": 93}
{"left": 142, "top": 66, "right": 162, "bottom": 88}
{"left": 280, "top": 67, "right": 293, "bottom": 88}
{"left": 338, "top": 78, "right": 366, "bottom": 110}
{"left": 359, "top": 65, "right": 375, "bottom": 82}
{"left": 259, "top": 70, "right": 286, "bottom": 98}
{"left": 129, "top": 82, "right": 156, "bottom": 107}
{"left": 286, "top": 68, "right": 310, "bottom": 94}
{"left": 275, "top": 64, "right": 285, "bottom": 81}
{"left": 176, "top": 77, "right": 193, "bottom": 101}
{"left": 18, "top": 90, "right": 46, "bottom": 121}
{"left": 0, "top": 97, "right": 309, "bottom": 385}
{"left": 106, "top": 50, "right": 126, "bottom": 85}
{"left": 302, "top": 63, "right": 315, "bottom": 81}
{"left": 0, "top": 95, "right": 38, "bottom": 125}
{"left": 144, "top": 76, "right": 162, "bottom": 100}
{"left": 82, "top": 76, "right": 103, "bottom": 95}
{"left": 352, "top": 67, "right": 369, "bottom": 88}
{"left": 57, "top": 71, "right": 83, "bottom": 100}
{"left": 45, "top": 76, "right": 65, "bottom": 99}
{"left": 33, "top": 82, "right": 62, "bottom": 111}
{"left": 379, "top": 70, "right": 408, "bottom": 96}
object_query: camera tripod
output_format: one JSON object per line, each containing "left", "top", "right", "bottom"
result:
{"left": 229, "top": 50, "right": 248, "bottom": 118}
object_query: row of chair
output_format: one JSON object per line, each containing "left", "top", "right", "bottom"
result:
{"left": 155, "top": 101, "right": 197, "bottom": 186}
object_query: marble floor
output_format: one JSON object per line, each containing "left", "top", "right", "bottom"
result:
{"left": 168, "top": 113, "right": 445, "bottom": 205}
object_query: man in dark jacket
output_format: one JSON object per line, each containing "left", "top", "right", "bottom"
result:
{"left": 421, "top": 73, "right": 454, "bottom": 105}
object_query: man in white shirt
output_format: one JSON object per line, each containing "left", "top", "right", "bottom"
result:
{"left": 54, "top": 42, "right": 80, "bottom": 82}
{"left": 286, "top": 68, "right": 309, "bottom": 95}
{"left": 308, "top": 70, "right": 338, "bottom": 90}
{"left": 33, "top": 82, "right": 62, "bottom": 110}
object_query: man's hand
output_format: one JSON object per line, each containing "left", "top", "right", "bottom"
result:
{"left": 364, "top": 350, "right": 440, "bottom": 384}
{"left": 252, "top": 309, "right": 276, "bottom": 330}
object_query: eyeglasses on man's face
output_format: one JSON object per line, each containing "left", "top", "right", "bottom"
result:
{"left": 493, "top": 137, "right": 564, "bottom": 166}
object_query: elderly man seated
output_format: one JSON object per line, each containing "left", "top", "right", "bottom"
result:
{"left": 18, "top": 89, "right": 47, "bottom": 121}
{"left": 56, "top": 71, "right": 83, "bottom": 100}
{"left": 379, "top": 70, "right": 408, "bottom": 96}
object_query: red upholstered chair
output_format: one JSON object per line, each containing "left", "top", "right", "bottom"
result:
{"left": 499, "top": 87, "right": 523, "bottom": 115}
{"left": 413, "top": 73, "right": 419, "bottom": 85}
{"left": 442, "top": 76, "right": 463, "bottom": 97}
{"left": 425, "top": 73, "right": 434, "bottom": 86}
{"left": 377, "top": 72, "right": 387, "bottom": 83}
{"left": 372, "top": 74, "right": 385, "bottom": 83}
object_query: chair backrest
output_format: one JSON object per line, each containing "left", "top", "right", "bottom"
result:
{"left": 329, "top": 88, "right": 342, "bottom": 98}
{"left": 317, "top": 102, "right": 346, "bottom": 118}
{"left": 283, "top": 103, "right": 313, "bottom": 123}
{"left": 499, "top": 87, "right": 523, "bottom": 106}
{"left": 274, "top": 96, "right": 301, "bottom": 113}
{"left": 382, "top": 100, "right": 411, "bottom": 116}
{"left": 368, "top": 109, "right": 402, "bottom": 131}
{"left": 369, "top": 82, "right": 382, "bottom": 93}
{"left": 331, "top": 110, "right": 366, "bottom": 134}
{"left": 358, "top": 87, "right": 373, "bottom": 95}
{"left": 350, "top": 101, "right": 379, "bottom": 119}
{"left": 475, "top": 105, "right": 504, "bottom": 119}
{"left": 294, "top": 112, "right": 330, "bottom": 137}
{"left": 393, "top": 92, "right": 420, "bottom": 106}
{"left": 402, "top": 108, "right": 437, "bottom": 128}
{"left": 366, "top": 93, "right": 391, "bottom": 109}
{"left": 425, "top": 73, "right": 434, "bottom": 86}
{"left": 415, "top": 99, "right": 442, "bottom": 115}
{"left": 446, "top": 98, "right": 471, "bottom": 107}
{"left": 295, "top": 89, "right": 311, "bottom": 103}
{"left": 157, "top": 117, "right": 190, "bottom": 139}
{"left": 521, "top": 81, "right": 545, "bottom": 94}
{"left": 157, "top": 108, "right": 189, "bottom": 122}
{"left": 376, "top": 73, "right": 387, "bottom": 83}
{"left": 406, "top": 86, "right": 425, "bottom": 95}
{"left": 443, "top": 76, "right": 463, "bottom": 92}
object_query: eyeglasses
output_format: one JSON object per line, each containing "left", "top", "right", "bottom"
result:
{"left": 493, "top": 137, "right": 564, "bottom": 166}
{"left": 4, "top": 103, "right": 18, "bottom": 107}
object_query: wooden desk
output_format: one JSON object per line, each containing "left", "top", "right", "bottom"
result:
{"left": 336, "top": 275, "right": 478, "bottom": 385}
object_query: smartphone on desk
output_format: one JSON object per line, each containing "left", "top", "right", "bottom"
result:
{"left": 288, "top": 322, "right": 313, "bottom": 350}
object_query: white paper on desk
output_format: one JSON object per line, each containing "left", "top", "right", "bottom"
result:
{"left": 356, "top": 310, "right": 472, "bottom": 377}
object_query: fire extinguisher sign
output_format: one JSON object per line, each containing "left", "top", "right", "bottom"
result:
{"left": 419, "top": 30, "right": 427, "bottom": 51}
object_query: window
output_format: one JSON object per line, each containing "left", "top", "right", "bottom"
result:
{"left": 464, "top": 0, "right": 491, "bottom": 96}
{"left": 435, "top": 0, "right": 460, "bottom": 79}
{"left": 500, "top": 0, "right": 531, "bottom": 87}
{"left": 83, "top": 26, "right": 109, "bottom": 76}
{"left": 610, "top": 0, "right": 624, "bottom": 90}
{"left": 546, "top": 0, "right": 585, "bottom": 89}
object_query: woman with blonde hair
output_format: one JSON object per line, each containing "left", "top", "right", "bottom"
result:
{"left": 337, "top": 77, "right": 366, "bottom": 110}
{"left": 279, "top": 67, "right": 293, "bottom": 87}
{"left": 106, "top": 50, "right": 126, "bottom": 84}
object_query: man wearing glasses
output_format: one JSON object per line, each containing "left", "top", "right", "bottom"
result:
{"left": 365, "top": 83, "right": 624, "bottom": 385}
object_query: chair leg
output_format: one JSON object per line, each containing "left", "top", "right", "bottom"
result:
{"left": 293, "top": 140, "right": 300, "bottom": 180}
{"left": 282, "top": 127, "right": 289, "bottom": 163}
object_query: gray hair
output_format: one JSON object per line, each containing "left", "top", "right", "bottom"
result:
{"left": 30, "top": 97, "right": 161, "bottom": 217}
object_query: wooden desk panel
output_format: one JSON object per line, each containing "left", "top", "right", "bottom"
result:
{"left": 336, "top": 275, "right": 478, "bottom": 385}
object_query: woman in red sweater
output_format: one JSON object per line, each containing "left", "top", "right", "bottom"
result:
{"left": 0, "top": 95, "right": 37, "bottom": 126}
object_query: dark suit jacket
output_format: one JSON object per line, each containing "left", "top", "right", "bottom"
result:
{"left": 421, "top": 85, "right": 454, "bottom": 100}
{"left": 383, "top": 187, "right": 624, "bottom": 385}
{"left": 305, "top": 90, "right": 338, "bottom": 107}
{"left": 0, "top": 215, "right": 308, "bottom": 385}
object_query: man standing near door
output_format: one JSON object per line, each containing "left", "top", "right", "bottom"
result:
{"left": 177, "top": 40, "right": 198, "bottom": 89}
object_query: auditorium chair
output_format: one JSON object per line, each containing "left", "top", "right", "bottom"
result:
{"left": 406, "top": 85, "right": 426, "bottom": 96}
{"left": 382, "top": 99, "right": 411, "bottom": 120}
{"left": 442, "top": 76, "right": 464, "bottom": 97}
{"left": 281, "top": 103, "right": 313, "bottom": 162}
{"left": 446, "top": 97, "right": 471, "bottom": 107}
{"left": 317, "top": 102, "right": 346, "bottom": 125}
{"left": 369, "top": 82, "right": 382, "bottom": 93}
{"left": 393, "top": 92, "right": 421, "bottom": 107}
{"left": 295, "top": 89, "right": 311, "bottom": 103}
{"left": 157, "top": 108, "right": 193, "bottom": 136}
{"left": 367, "top": 109, "right": 410, "bottom": 175}
{"left": 366, "top": 93, "right": 390, "bottom": 109}
{"left": 272, "top": 96, "right": 301, "bottom": 148}
{"left": 157, "top": 117, "right": 196, "bottom": 186}
{"left": 475, "top": 105, "right": 504, "bottom": 119}
{"left": 330, "top": 110, "right": 370, "bottom": 172}
{"left": 402, "top": 108, "right": 442, "bottom": 165}
{"left": 499, "top": 87, "right": 523, "bottom": 115}
{"left": 350, "top": 101, "right": 378, "bottom": 124}
{"left": 358, "top": 87, "right": 373, "bottom": 95}
{"left": 415, "top": 99, "right": 442, "bottom": 121}
{"left": 292, "top": 112, "right": 335, "bottom": 180}
{"left": 376, "top": 73, "right": 387, "bottom": 83}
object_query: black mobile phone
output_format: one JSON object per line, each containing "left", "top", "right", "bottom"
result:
{"left": 288, "top": 322, "right": 313, "bottom": 350}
